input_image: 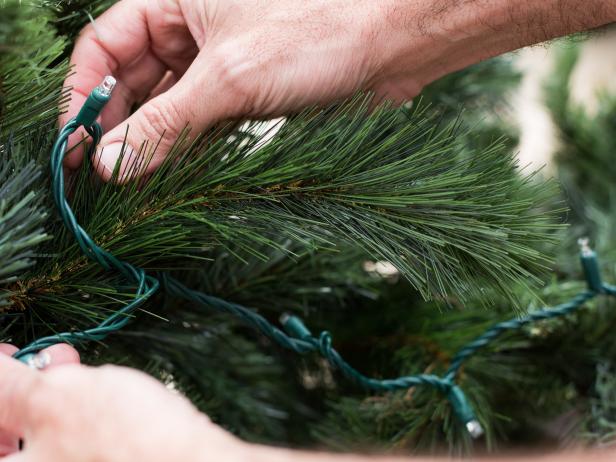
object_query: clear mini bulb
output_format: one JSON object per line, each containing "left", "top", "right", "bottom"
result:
{"left": 97, "top": 75, "right": 117, "bottom": 97}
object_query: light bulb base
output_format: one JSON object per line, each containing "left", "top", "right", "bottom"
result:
{"left": 75, "top": 76, "right": 116, "bottom": 127}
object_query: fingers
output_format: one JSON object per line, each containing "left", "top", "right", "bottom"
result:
{"left": 0, "top": 454, "right": 24, "bottom": 462}
{"left": 0, "top": 344, "right": 80, "bottom": 442}
{"left": 0, "top": 345, "right": 18, "bottom": 357}
{"left": 0, "top": 344, "right": 80, "bottom": 457}
{"left": 37, "top": 345, "right": 80, "bottom": 368}
{"left": 93, "top": 62, "right": 233, "bottom": 182}
{"left": 61, "top": 0, "right": 170, "bottom": 169}
{"left": 370, "top": 76, "right": 423, "bottom": 108}
{"left": 0, "top": 346, "right": 20, "bottom": 457}
{"left": 93, "top": 89, "right": 188, "bottom": 182}
{"left": 0, "top": 353, "right": 40, "bottom": 436}
{"left": 0, "top": 430, "right": 18, "bottom": 457}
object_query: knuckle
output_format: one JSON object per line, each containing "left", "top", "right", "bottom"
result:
{"left": 209, "top": 44, "right": 257, "bottom": 115}
{"left": 138, "top": 96, "right": 183, "bottom": 144}
{"left": 12, "top": 373, "right": 46, "bottom": 419}
{"left": 210, "top": 50, "right": 242, "bottom": 91}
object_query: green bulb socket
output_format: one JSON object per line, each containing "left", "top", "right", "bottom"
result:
{"left": 280, "top": 314, "right": 313, "bottom": 340}
{"left": 578, "top": 238, "right": 603, "bottom": 293}
{"left": 447, "top": 385, "right": 484, "bottom": 439}
{"left": 74, "top": 76, "right": 116, "bottom": 127}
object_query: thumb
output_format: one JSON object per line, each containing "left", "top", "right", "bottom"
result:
{"left": 94, "top": 57, "right": 247, "bottom": 182}
{"left": 94, "top": 69, "right": 233, "bottom": 183}
{"left": 94, "top": 89, "right": 190, "bottom": 183}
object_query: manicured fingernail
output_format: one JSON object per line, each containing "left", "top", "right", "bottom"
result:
{"left": 98, "top": 142, "right": 125, "bottom": 177}
{"left": 97, "top": 142, "right": 141, "bottom": 182}
{"left": 43, "top": 344, "right": 81, "bottom": 366}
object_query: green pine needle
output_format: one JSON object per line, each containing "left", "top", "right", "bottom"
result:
{"left": 0, "top": 155, "right": 49, "bottom": 308}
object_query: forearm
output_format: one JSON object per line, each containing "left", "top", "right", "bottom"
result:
{"left": 374, "top": 0, "right": 616, "bottom": 88}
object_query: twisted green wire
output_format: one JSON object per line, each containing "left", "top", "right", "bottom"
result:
{"left": 11, "top": 78, "right": 616, "bottom": 439}
{"left": 14, "top": 110, "right": 159, "bottom": 359}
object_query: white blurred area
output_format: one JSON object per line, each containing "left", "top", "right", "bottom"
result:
{"left": 569, "top": 28, "right": 616, "bottom": 116}
{"left": 513, "top": 46, "right": 560, "bottom": 174}
{"left": 514, "top": 28, "right": 616, "bottom": 174}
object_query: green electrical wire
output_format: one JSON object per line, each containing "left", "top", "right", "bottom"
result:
{"left": 13, "top": 77, "right": 616, "bottom": 439}
{"left": 14, "top": 76, "right": 160, "bottom": 360}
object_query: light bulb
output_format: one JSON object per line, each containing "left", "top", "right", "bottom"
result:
{"left": 97, "top": 75, "right": 117, "bottom": 97}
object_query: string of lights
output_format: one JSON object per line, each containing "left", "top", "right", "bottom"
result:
{"left": 15, "top": 77, "right": 616, "bottom": 439}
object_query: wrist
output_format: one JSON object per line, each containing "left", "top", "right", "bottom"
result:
{"left": 371, "top": 0, "right": 527, "bottom": 86}
{"left": 370, "top": 0, "right": 616, "bottom": 90}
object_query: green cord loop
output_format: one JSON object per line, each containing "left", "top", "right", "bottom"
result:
{"left": 12, "top": 77, "right": 616, "bottom": 440}
{"left": 14, "top": 78, "right": 159, "bottom": 360}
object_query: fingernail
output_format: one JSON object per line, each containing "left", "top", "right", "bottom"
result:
{"left": 98, "top": 142, "right": 124, "bottom": 177}
{"left": 97, "top": 142, "right": 140, "bottom": 182}
{"left": 43, "top": 344, "right": 81, "bottom": 366}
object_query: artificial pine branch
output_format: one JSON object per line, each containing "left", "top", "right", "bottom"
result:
{"left": 90, "top": 312, "right": 314, "bottom": 445}
{"left": 0, "top": 3, "right": 68, "bottom": 145}
{"left": 2, "top": 0, "right": 593, "bottom": 454}
{"left": 541, "top": 38, "right": 616, "bottom": 444}
{"left": 313, "top": 38, "right": 616, "bottom": 453}
{"left": 0, "top": 155, "right": 48, "bottom": 308}
{"left": 2, "top": 2, "right": 562, "bottom": 327}
{"left": 11, "top": 101, "right": 561, "bottom": 317}
{"left": 51, "top": 0, "right": 117, "bottom": 42}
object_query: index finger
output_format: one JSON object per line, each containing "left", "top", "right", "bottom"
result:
{"left": 0, "top": 355, "right": 43, "bottom": 435}
{"left": 61, "top": 0, "right": 154, "bottom": 168}
{"left": 61, "top": 0, "right": 152, "bottom": 121}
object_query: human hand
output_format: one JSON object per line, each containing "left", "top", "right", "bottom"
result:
{"left": 60, "top": 0, "right": 430, "bottom": 181}
{"left": 0, "top": 344, "right": 80, "bottom": 456}
{"left": 2, "top": 345, "right": 616, "bottom": 462}
{"left": 61, "top": 0, "right": 616, "bottom": 183}
{"left": 0, "top": 346, "right": 247, "bottom": 462}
